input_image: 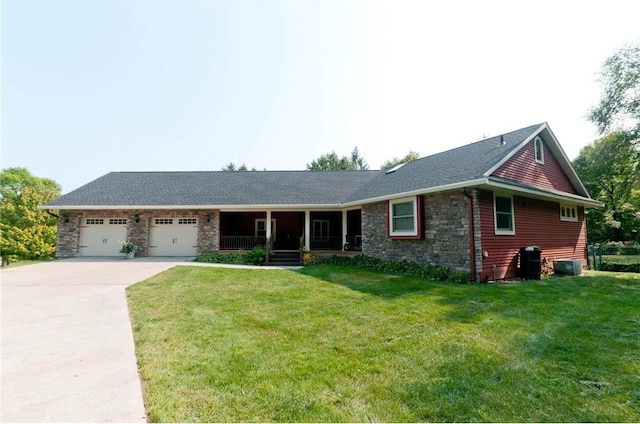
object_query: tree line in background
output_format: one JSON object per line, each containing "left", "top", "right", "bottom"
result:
{"left": 573, "top": 41, "right": 640, "bottom": 244}
{"left": 223, "top": 148, "right": 422, "bottom": 172}
{"left": 2, "top": 42, "right": 637, "bottom": 261}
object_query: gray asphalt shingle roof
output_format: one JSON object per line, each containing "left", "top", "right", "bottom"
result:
{"left": 45, "top": 123, "right": 565, "bottom": 208}
{"left": 346, "top": 123, "right": 544, "bottom": 202}
{"left": 45, "top": 170, "right": 381, "bottom": 207}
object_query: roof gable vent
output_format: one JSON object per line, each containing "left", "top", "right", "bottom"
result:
{"left": 385, "top": 163, "right": 407, "bottom": 174}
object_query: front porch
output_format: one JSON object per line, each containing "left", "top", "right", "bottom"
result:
{"left": 219, "top": 210, "right": 362, "bottom": 252}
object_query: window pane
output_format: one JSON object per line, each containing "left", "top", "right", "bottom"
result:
{"left": 496, "top": 213, "right": 513, "bottom": 230}
{"left": 495, "top": 196, "right": 511, "bottom": 213}
{"left": 393, "top": 217, "right": 415, "bottom": 232}
{"left": 393, "top": 201, "right": 413, "bottom": 217}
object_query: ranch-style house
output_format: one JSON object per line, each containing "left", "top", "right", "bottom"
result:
{"left": 42, "top": 122, "right": 602, "bottom": 280}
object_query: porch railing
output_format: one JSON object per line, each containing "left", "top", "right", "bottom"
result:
{"left": 310, "top": 236, "right": 342, "bottom": 250}
{"left": 221, "top": 235, "right": 345, "bottom": 251}
{"left": 220, "top": 236, "right": 267, "bottom": 250}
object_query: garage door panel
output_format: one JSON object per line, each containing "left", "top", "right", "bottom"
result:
{"left": 79, "top": 218, "right": 128, "bottom": 256}
{"left": 149, "top": 218, "right": 198, "bottom": 256}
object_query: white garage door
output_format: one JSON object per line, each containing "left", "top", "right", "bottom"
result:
{"left": 79, "top": 218, "right": 128, "bottom": 256}
{"left": 149, "top": 217, "right": 198, "bottom": 256}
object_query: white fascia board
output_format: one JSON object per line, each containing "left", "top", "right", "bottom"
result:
{"left": 219, "top": 204, "right": 345, "bottom": 212}
{"left": 539, "top": 125, "right": 591, "bottom": 197}
{"left": 38, "top": 203, "right": 346, "bottom": 211}
{"left": 482, "top": 123, "right": 544, "bottom": 177}
{"left": 340, "top": 178, "right": 489, "bottom": 208}
{"left": 485, "top": 180, "right": 603, "bottom": 208}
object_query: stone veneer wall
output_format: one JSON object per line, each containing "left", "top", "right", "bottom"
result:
{"left": 198, "top": 210, "right": 220, "bottom": 253}
{"left": 55, "top": 209, "right": 220, "bottom": 258}
{"left": 56, "top": 211, "right": 82, "bottom": 258}
{"left": 361, "top": 190, "right": 472, "bottom": 272}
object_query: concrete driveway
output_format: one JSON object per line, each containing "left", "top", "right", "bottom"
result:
{"left": 1, "top": 257, "right": 195, "bottom": 423}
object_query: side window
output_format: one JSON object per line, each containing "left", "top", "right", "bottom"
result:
{"left": 388, "top": 196, "right": 421, "bottom": 238}
{"left": 494, "top": 193, "right": 515, "bottom": 235}
{"left": 560, "top": 204, "right": 578, "bottom": 222}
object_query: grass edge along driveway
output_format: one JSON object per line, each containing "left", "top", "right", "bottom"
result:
{"left": 127, "top": 266, "right": 640, "bottom": 422}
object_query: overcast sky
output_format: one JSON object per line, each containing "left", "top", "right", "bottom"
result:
{"left": 2, "top": 0, "right": 640, "bottom": 193}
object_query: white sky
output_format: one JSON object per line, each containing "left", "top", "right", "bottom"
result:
{"left": 2, "top": 0, "right": 640, "bottom": 193}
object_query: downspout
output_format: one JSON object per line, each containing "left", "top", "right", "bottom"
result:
{"left": 462, "top": 189, "right": 477, "bottom": 282}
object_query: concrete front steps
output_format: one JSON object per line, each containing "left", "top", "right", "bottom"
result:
{"left": 266, "top": 251, "right": 302, "bottom": 266}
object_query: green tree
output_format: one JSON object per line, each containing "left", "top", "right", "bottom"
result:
{"left": 0, "top": 168, "right": 61, "bottom": 260}
{"left": 349, "top": 147, "right": 369, "bottom": 170}
{"left": 589, "top": 41, "right": 640, "bottom": 136}
{"left": 381, "top": 150, "right": 420, "bottom": 170}
{"left": 221, "top": 162, "right": 256, "bottom": 171}
{"left": 572, "top": 132, "right": 640, "bottom": 242}
{"left": 306, "top": 147, "right": 368, "bottom": 171}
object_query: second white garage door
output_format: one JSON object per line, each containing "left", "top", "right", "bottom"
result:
{"left": 149, "top": 217, "right": 198, "bottom": 256}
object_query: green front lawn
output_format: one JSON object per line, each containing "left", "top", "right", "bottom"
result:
{"left": 127, "top": 266, "right": 640, "bottom": 422}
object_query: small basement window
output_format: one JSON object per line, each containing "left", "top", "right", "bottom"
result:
{"left": 388, "top": 196, "right": 421, "bottom": 238}
{"left": 560, "top": 204, "right": 578, "bottom": 222}
{"left": 534, "top": 136, "right": 544, "bottom": 164}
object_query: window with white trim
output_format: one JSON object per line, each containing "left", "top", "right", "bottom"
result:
{"left": 560, "top": 204, "right": 578, "bottom": 222}
{"left": 534, "top": 136, "right": 544, "bottom": 164}
{"left": 494, "top": 193, "right": 515, "bottom": 235}
{"left": 389, "top": 196, "right": 419, "bottom": 237}
{"left": 255, "top": 219, "right": 276, "bottom": 240}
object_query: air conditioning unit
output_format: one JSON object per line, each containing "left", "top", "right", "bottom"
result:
{"left": 554, "top": 259, "right": 583, "bottom": 275}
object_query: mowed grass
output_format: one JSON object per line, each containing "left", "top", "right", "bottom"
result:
{"left": 603, "top": 254, "right": 640, "bottom": 265}
{"left": 127, "top": 266, "right": 640, "bottom": 422}
{"left": 0, "top": 259, "right": 53, "bottom": 268}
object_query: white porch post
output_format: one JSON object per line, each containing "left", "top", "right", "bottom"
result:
{"left": 304, "top": 210, "right": 311, "bottom": 250}
{"left": 266, "top": 210, "right": 272, "bottom": 241}
{"left": 342, "top": 210, "right": 348, "bottom": 251}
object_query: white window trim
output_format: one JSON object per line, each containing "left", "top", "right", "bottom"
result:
{"left": 534, "top": 136, "right": 544, "bottom": 164}
{"left": 389, "top": 196, "right": 419, "bottom": 237}
{"left": 255, "top": 219, "right": 276, "bottom": 240}
{"left": 560, "top": 204, "right": 578, "bottom": 222}
{"left": 494, "top": 192, "right": 515, "bottom": 235}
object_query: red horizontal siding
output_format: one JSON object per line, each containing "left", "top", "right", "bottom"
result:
{"left": 478, "top": 190, "right": 586, "bottom": 280}
{"left": 493, "top": 137, "right": 578, "bottom": 194}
